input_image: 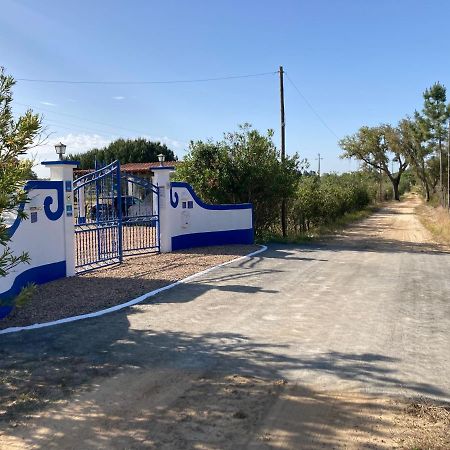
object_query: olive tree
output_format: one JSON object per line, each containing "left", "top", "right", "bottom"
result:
{"left": 340, "top": 124, "right": 408, "bottom": 201}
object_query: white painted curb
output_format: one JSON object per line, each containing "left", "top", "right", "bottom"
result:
{"left": 0, "top": 245, "right": 268, "bottom": 335}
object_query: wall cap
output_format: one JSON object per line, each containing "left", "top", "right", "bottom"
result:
{"left": 42, "top": 161, "right": 80, "bottom": 166}
{"left": 170, "top": 181, "right": 252, "bottom": 210}
{"left": 151, "top": 166, "right": 176, "bottom": 171}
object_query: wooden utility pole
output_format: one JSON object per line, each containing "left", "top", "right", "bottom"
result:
{"left": 440, "top": 137, "right": 443, "bottom": 206}
{"left": 447, "top": 120, "right": 450, "bottom": 209}
{"left": 316, "top": 153, "right": 323, "bottom": 177}
{"left": 279, "top": 66, "right": 287, "bottom": 237}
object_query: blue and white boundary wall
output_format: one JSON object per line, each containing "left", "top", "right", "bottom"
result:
{"left": 0, "top": 163, "right": 254, "bottom": 319}
{"left": 0, "top": 161, "right": 78, "bottom": 318}
{"left": 153, "top": 167, "right": 254, "bottom": 252}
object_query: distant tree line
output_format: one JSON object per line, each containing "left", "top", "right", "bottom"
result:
{"left": 340, "top": 82, "right": 450, "bottom": 204}
{"left": 67, "top": 138, "right": 177, "bottom": 169}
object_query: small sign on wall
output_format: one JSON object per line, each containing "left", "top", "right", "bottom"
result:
{"left": 181, "top": 210, "right": 190, "bottom": 229}
{"left": 66, "top": 204, "right": 73, "bottom": 217}
{"left": 65, "top": 181, "right": 72, "bottom": 192}
{"left": 30, "top": 212, "right": 38, "bottom": 223}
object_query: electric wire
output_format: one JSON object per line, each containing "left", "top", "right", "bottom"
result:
{"left": 284, "top": 72, "right": 339, "bottom": 139}
{"left": 15, "top": 102, "right": 170, "bottom": 139}
{"left": 16, "top": 71, "right": 278, "bottom": 85}
{"left": 17, "top": 69, "right": 339, "bottom": 146}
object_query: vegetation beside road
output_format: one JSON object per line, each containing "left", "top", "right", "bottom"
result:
{"left": 340, "top": 82, "right": 450, "bottom": 206}
{"left": 175, "top": 124, "right": 403, "bottom": 241}
{"left": 259, "top": 205, "right": 378, "bottom": 244}
{"left": 416, "top": 201, "right": 450, "bottom": 247}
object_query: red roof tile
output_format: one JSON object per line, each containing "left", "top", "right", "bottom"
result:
{"left": 74, "top": 161, "right": 178, "bottom": 175}
{"left": 120, "top": 161, "right": 178, "bottom": 172}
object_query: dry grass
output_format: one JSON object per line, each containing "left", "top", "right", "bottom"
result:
{"left": 416, "top": 202, "right": 450, "bottom": 247}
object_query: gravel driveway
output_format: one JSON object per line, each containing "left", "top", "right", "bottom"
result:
{"left": 0, "top": 245, "right": 259, "bottom": 330}
{"left": 0, "top": 196, "right": 449, "bottom": 449}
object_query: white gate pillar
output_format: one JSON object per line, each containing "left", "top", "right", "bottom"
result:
{"left": 42, "top": 161, "right": 79, "bottom": 276}
{"left": 152, "top": 166, "right": 175, "bottom": 253}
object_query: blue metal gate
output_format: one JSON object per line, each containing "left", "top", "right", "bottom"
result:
{"left": 73, "top": 161, "right": 160, "bottom": 273}
{"left": 121, "top": 173, "right": 160, "bottom": 257}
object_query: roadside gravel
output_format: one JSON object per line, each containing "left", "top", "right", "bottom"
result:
{"left": 0, "top": 244, "right": 260, "bottom": 330}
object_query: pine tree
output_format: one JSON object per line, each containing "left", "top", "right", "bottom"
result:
{"left": 415, "top": 82, "right": 450, "bottom": 203}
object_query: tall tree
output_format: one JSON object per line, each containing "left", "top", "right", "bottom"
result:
{"left": 0, "top": 68, "right": 42, "bottom": 284}
{"left": 68, "top": 138, "right": 177, "bottom": 169}
{"left": 339, "top": 124, "right": 408, "bottom": 200}
{"left": 415, "top": 82, "right": 450, "bottom": 203}
{"left": 397, "top": 118, "right": 433, "bottom": 201}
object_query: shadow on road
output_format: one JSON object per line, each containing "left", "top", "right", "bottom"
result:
{"left": 1, "top": 202, "right": 449, "bottom": 447}
{"left": 0, "top": 308, "right": 447, "bottom": 448}
{"left": 0, "top": 270, "right": 280, "bottom": 331}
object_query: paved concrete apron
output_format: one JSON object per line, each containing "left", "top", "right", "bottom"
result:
{"left": 1, "top": 198, "right": 449, "bottom": 437}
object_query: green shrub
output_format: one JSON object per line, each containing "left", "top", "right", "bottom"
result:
{"left": 290, "top": 172, "right": 376, "bottom": 233}
{"left": 174, "top": 124, "right": 301, "bottom": 234}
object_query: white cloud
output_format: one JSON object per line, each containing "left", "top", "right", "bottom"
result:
{"left": 112, "top": 96, "right": 125, "bottom": 100}
{"left": 140, "top": 134, "right": 186, "bottom": 151}
{"left": 40, "top": 101, "right": 56, "bottom": 106}
{"left": 29, "top": 133, "right": 114, "bottom": 178}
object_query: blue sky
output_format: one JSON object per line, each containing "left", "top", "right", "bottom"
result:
{"left": 2, "top": 0, "right": 450, "bottom": 177}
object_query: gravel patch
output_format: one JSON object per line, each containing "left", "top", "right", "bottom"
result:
{"left": 0, "top": 245, "right": 260, "bottom": 330}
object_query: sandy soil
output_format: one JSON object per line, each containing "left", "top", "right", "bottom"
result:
{"left": 1, "top": 245, "right": 260, "bottom": 330}
{"left": 330, "top": 193, "right": 444, "bottom": 252}
{"left": 1, "top": 373, "right": 449, "bottom": 449}
{"left": 1, "top": 196, "right": 449, "bottom": 449}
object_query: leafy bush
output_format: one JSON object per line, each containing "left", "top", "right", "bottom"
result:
{"left": 174, "top": 124, "right": 301, "bottom": 233}
{"left": 290, "top": 172, "right": 375, "bottom": 232}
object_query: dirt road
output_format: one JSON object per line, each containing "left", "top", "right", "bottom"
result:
{"left": 1, "top": 196, "right": 449, "bottom": 449}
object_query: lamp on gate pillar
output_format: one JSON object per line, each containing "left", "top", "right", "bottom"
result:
{"left": 157, "top": 153, "right": 165, "bottom": 166}
{"left": 54, "top": 142, "right": 67, "bottom": 161}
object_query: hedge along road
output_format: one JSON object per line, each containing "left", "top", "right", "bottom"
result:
{"left": 1, "top": 195, "right": 450, "bottom": 449}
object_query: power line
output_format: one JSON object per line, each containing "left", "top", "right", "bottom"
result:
{"left": 15, "top": 103, "right": 186, "bottom": 151}
{"left": 16, "top": 71, "right": 278, "bottom": 85}
{"left": 284, "top": 72, "right": 339, "bottom": 139}
{"left": 43, "top": 118, "right": 118, "bottom": 137}
{"left": 15, "top": 101, "right": 167, "bottom": 138}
